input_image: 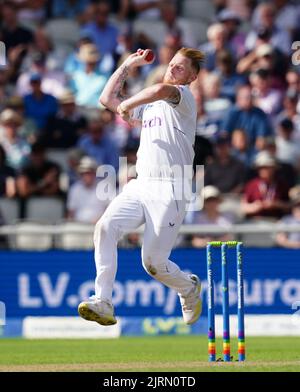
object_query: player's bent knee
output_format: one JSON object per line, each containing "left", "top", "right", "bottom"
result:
{"left": 142, "top": 255, "right": 165, "bottom": 277}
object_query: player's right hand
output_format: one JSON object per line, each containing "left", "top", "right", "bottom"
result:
{"left": 124, "top": 49, "right": 155, "bottom": 68}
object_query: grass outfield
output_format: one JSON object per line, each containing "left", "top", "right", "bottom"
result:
{"left": 0, "top": 336, "right": 300, "bottom": 372}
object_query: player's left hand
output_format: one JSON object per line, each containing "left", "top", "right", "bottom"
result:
{"left": 117, "top": 102, "right": 132, "bottom": 123}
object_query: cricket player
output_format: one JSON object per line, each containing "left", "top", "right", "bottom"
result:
{"left": 78, "top": 47, "right": 205, "bottom": 326}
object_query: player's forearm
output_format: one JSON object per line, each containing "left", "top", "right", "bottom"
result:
{"left": 120, "top": 83, "right": 177, "bottom": 112}
{"left": 99, "top": 64, "right": 130, "bottom": 112}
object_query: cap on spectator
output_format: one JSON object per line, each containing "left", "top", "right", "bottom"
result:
{"left": 202, "top": 185, "right": 221, "bottom": 201}
{"left": 217, "top": 8, "right": 241, "bottom": 24}
{"left": 29, "top": 72, "right": 42, "bottom": 83}
{"left": 256, "top": 44, "right": 273, "bottom": 58}
{"left": 78, "top": 156, "right": 98, "bottom": 173}
{"left": 59, "top": 90, "right": 75, "bottom": 105}
{"left": 0, "top": 109, "right": 22, "bottom": 125}
{"left": 289, "top": 185, "right": 300, "bottom": 206}
{"left": 78, "top": 44, "right": 100, "bottom": 63}
{"left": 255, "top": 151, "right": 276, "bottom": 168}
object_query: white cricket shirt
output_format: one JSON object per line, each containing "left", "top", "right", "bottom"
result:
{"left": 134, "top": 85, "right": 197, "bottom": 179}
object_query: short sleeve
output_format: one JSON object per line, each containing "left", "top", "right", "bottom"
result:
{"left": 173, "top": 85, "right": 194, "bottom": 114}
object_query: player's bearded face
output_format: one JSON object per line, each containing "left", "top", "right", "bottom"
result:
{"left": 163, "top": 53, "right": 195, "bottom": 85}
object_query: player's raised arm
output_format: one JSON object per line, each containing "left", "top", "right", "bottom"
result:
{"left": 99, "top": 49, "right": 155, "bottom": 113}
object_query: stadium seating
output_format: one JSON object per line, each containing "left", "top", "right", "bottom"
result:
{"left": 45, "top": 18, "right": 80, "bottom": 48}
{"left": 25, "top": 197, "right": 65, "bottom": 224}
{"left": 240, "top": 221, "right": 276, "bottom": 247}
{"left": 55, "top": 221, "right": 94, "bottom": 250}
{"left": 9, "top": 221, "right": 53, "bottom": 250}
{"left": 182, "top": 0, "right": 215, "bottom": 22}
{"left": 0, "top": 198, "right": 19, "bottom": 225}
{"left": 46, "top": 149, "right": 69, "bottom": 172}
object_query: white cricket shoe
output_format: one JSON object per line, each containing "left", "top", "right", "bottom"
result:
{"left": 179, "top": 275, "right": 202, "bottom": 325}
{"left": 78, "top": 297, "right": 117, "bottom": 326}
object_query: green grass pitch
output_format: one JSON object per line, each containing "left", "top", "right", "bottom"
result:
{"left": 0, "top": 336, "right": 300, "bottom": 372}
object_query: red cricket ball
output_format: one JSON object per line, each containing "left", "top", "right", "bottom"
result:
{"left": 145, "top": 50, "right": 155, "bottom": 62}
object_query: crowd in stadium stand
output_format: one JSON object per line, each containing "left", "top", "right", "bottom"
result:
{"left": 1, "top": 0, "right": 300, "bottom": 248}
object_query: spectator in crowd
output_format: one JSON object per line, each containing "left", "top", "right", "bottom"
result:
{"left": 66, "top": 34, "right": 113, "bottom": 78}
{"left": 67, "top": 156, "right": 108, "bottom": 223}
{"left": 0, "top": 109, "right": 31, "bottom": 171}
{"left": 24, "top": 73, "right": 58, "bottom": 130}
{"left": 241, "top": 151, "right": 290, "bottom": 219}
{"left": 202, "top": 72, "right": 232, "bottom": 128}
{"left": 215, "top": 49, "right": 246, "bottom": 102}
{"left": 231, "top": 128, "right": 255, "bottom": 167}
{"left": 263, "top": 135, "right": 297, "bottom": 189}
{"left": 249, "top": 68, "right": 282, "bottom": 120}
{"left": 65, "top": 147, "right": 85, "bottom": 187}
{"left": 21, "top": 26, "right": 70, "bottom": 73}
{"left": 13, "top": 0, "right": 47, "bottom": 26}
{"left": 246, "top": 2, "right": 291, "bottom": 56}
{"left": 286, "top": 69, "right": 300, "bottom": 94}
{"left": 200, "top": 23, "right": 232, "bottom": 72}
{"left": 77, "top": 111, "right": 119, "bottom": 171}
{"left": 217, "top": 8, "right": 246, "bottom": 59}
{"left": 0, "top": 70, "right": 13, "bottom": 110}
{"left": 256, "top": 0, "right": 298, "bottom": 41}
{"left": 0, "top": 1, "right": 34, "bottom": 53}
{"left": 5, "top": 96, "right": 38, "bottom": 144}
{"left": 276, "top": 88, "right": 300, "bottom": 142}
{"left": 221, "top": 84, "right": 273, "bottom": 154}
{"left": 275, "top": 118, "right": 300, "bottom": 170}
{"left": 16, "top": 51, "right": 67, "bottom": 98}
{"left": 0, "top": 144, "right": 16, "bottom": 198}
{"left": 237, "top": 39, "right": 287, "bottom": 87}
{"left": 205, "top": 134, "right": 247, "bottom": 194}
{"left": 69, "top": 43, "right": 108, "bottom": 108}
{"left": 64, "top": 37, "right": 93, "bottom": 75}
{"left": 185, "top": 185, "right": 234, "bottom": 248}
{"left": 276, "top": 185, "right": 300, "bottom": 249}
{"left": 80, "top": 0, "right": 119, "bottom": 57}
{"left": 16, "top": 142, "right": 62, "bottom": 198}
{"left": 43, "top": 90, "right": 87, "bottom": 149}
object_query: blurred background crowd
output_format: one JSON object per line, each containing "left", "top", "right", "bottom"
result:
{"left": 1, "top": 0, "right": 300, "bottom": 249}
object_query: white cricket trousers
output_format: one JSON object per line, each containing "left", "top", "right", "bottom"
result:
{"left": 93, "top": 178, "right": 194, "bottom": 303}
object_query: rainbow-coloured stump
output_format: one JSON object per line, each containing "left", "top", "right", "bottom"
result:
{"left": 207, "top": 243, "right": 216, "bottom": 362}
{"left": 237, "top": 242, "right": 246, "bottom": 361}
{"left": 206, "top": 241, "right": 246, "bottom": 362}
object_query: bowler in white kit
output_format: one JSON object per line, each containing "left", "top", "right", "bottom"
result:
{"left": 78, "top": 47, "right": 205, "bottom": 326}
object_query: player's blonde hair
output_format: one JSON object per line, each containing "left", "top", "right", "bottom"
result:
{"left": 177, "top": 47, "right": 205, "bottom": 73}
